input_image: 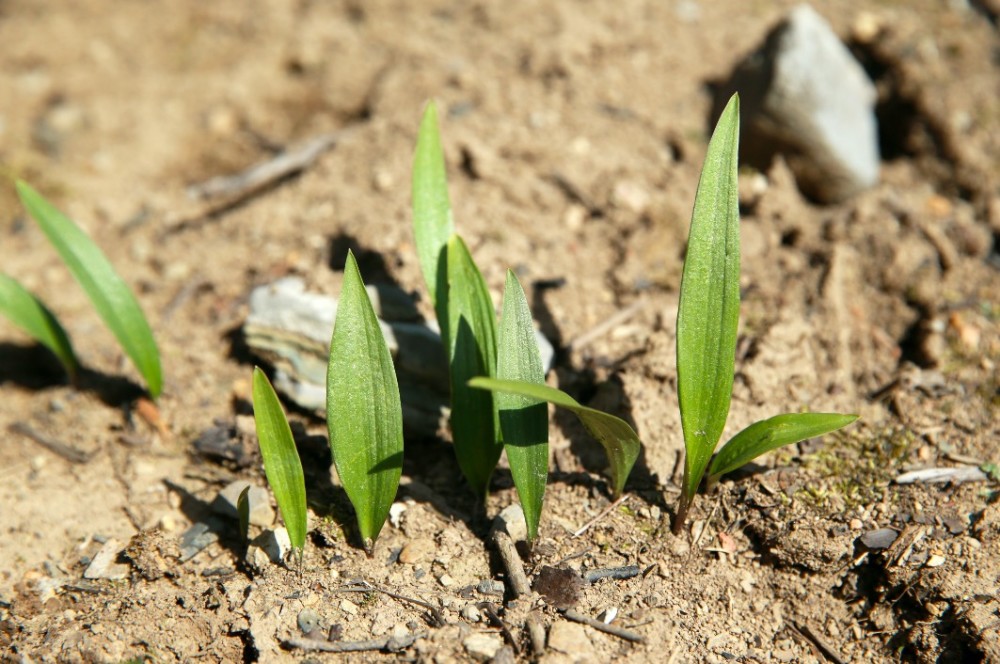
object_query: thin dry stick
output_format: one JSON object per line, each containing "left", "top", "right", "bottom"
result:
{"left": 525, "top": 612, "right": 547, "bottom": 658}
{"left": 336, "top": 580, "right": 443, "bottom": 626}
{"left": 187, "top": 131, "right": 346, "bottom": 201}
{"left": 573, "top": 494, "right": 630, "bottom": 538}
{"left": 491, "top": 530, "right": 531, "bottom": 598}
{"left": 478, "top": 602, "right": 521, "bottom": 655}
{"left": 561, "top": 609, "right": 646, "bottom": 644}
{"left": 284, "top": 631, "right": 424, "bottom": 654}
{"left": 9, "top": 422, "right": 93, "bottom": 464}
{"left": 791, "top": 620, "right": 847, "bottom": 664}
{"left": 568, "top": 298, "right": 647, "bottom": 351}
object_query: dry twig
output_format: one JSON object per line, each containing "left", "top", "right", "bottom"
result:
{"left": 9, "top": 422, "right": 93, "bottom": 464}
{"left": 561, "top": 609, "right": 646, "bottom": 644}
{"left": 491, "top": 530, "right": 531, "bottom": 598}
{"left": 573, "top": 494, "right": 630, "bottom": 538}
{"left": 284, "top": 631, "right": 424, "bottom": 653}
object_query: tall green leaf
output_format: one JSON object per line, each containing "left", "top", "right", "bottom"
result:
{"left": 412, "top": 101, "right": 454, "bottom": 316}
{"left": 327, "top": 251, "right": 404, "bottom": 550}
{"left": 707, "top": 413, "right": 859, "bottom": 481}
{"left": 16, "top": 181, "right": 162, "bottom": 398}
{"left": 496, "top": 270, "right": 548, "bottom": 541}
{"left": 446, "top": 235, "right": 501, "bottom": 498}
{"left": 0, "top": 273, "right": 78, "bottom": 379}
{"left": 252, "top": 367, "right": 308, "bottom": 558}
{"left": 676, "top": 95, "right": 740, "bottom": 502}
{"left": 469, "top": 377, "right": 639, "bottom": 497}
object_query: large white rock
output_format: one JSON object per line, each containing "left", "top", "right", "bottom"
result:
{"left": 716, "top": 4, "right": 880, "bottom": 203}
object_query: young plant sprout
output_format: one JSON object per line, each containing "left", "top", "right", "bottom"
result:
{"left": 412, "top": 101, "right": 637, "bottom": 536}
{"left": 251, "top": 367, "right": 308, "bottom": 561}
{"left": 10, "top": 181, "right": 162, "bottom": 398}
{"left": 473, "top": 94, "right": 856, "bottom": 533}
{"left": 672, "top": 94, "right": 857, "bottom": 532}
{"left": 326, "top": 251, "right": 404, "bottom": 552}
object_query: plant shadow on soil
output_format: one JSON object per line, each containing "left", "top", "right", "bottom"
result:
{"left": 0, "top": 340, "right": 150, "bottom": 406}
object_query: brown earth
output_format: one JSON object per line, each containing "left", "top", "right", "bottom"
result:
{"left": 1, "top": 1, "right": 998, "bottom": 662}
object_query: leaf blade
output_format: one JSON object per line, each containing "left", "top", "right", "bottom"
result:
{"left": 469, "top": 377, "right": 639, "bottom": 497}
{"left": 496, "top": 270, "right": 548, "bottom": 541}
{"left": 0, "top": 273, "right": 78, "bottom": 378}
{"left": 16, "top": 181, "right": 162, "bottom": 398}
{"left": 707, "top": 412, "right": 858, "bottom": 480}
{"left": 326, "top": 251, "right": 404, "bottom": 549}
{"left": 675, "top": 94, "right": 741, "bottom": 499}
{"left": 252, "top": 367, "right": 308, "bottom": 557}
{"left": 412, "top": 101, "right": 454, "bottom": 311}
{"left": 446, "top": 235, "right": 500, "bottom": 497}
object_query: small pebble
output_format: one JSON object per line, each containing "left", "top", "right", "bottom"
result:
{"left": 297, "top": 608, "right": 321, "bottom": 634}
{"left": 477, "top": 579, "right": 505, "bottom": 596}
{"left": 340, "top": 599, "right": 358, "bottom": 615}
{"left": 463, "top": 633, "right": 503, "bottom": 662}
{"left": 493, "top": 504, "right": 528, "bottom": 543}
{"left": 213, "top": 480, "right": 275, "bottom": 527}
{"left": 83, "top": 539, "right": 129, "bottom": 580}
{"left": 925, "top": 554, "right": 946, "bottom": 568}
{"left": 461, "top": 604, "right": 482, "bottom": 622}
{"left": 859, "top": 528, "right": 898, "bottom": 550}
{"left": 438, "top": 574, "right": 455, "bottom": 588}
{"left": 398, "top": 538, "right": 434, "bottom": 565}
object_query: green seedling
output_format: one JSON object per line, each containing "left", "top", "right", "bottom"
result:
{"left": 252, "top": 366, "right": 308, "bottom": 561}
{"left": 14, "top": 181, "right": 162, "bottom": 398}
{"left": 326, "top": 251, "right": 403, "bottom": 552}
{"left": 469, "top": 377, "right": 640, "bottom": 500}
{"left": 494, "top": 270, "right": 548, "bottom": 541}
{"left": 672, "top": 94, "right": 857, "bottom": 532}
{"left": 411, "top": 101, "right": 505, "bottom": 499}
{"left": 0, "top": 273, "right": 78, "bottom": 379}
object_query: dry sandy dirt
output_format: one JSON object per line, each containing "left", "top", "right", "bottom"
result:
{"left": 1, "top": 1, "right": 999, "bottom": 662}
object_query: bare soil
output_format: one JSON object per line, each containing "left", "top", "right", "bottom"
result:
{"left": 1, "top": 1, "right": 998, "bottom": 662}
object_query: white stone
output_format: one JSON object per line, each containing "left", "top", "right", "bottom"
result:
{"left": 463, "top": 633, "right": 503, "bottom": 662}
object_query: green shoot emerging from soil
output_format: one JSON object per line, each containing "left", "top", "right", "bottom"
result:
{"left": 672, "top": 94, "right": 857, "bottom": 532}
{"left": 0, "top": 273, "right": 78, "bottom": 380}
{"left": 252, "top": 367, "right": 307, "bottom": 561}
{"left": 326, "top": 250, "right": 403, "bottom": 552}
{"left": 11, "top": 181, "right": 162, "bottom": 398}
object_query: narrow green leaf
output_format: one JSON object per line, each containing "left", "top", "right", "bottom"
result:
{"left": 0, "top": 273, "right": 78, "bottom": 379}
{"left": 707, "top": 412, "right": 859, "bottom": 480}
{"left": 252, "top": 367, "right": 308, "bottom": 557}
{"left": 469, "top": 377, "right": 639, "bottom": 497}
{"left": 16, "top": 181, "right": 162, "bottom": 398}
{"left": 412, "top": 101, "right": 454, "bottom": 312}
{"left": 327, "top": 251, "right": 403, "bottom": 550}
{"left": 236, "top": 485, "right": 251, "bottom": 543}
{"left": 496, "top": 270, "right": 548, "bottom": 541}
{"left": 446, "top": 235, "right": 500, "bottom": 498}
{"left": 676, "top": 94, "right": 741, "bottom": 500}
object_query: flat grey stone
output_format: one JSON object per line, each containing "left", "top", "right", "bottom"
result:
{"left": 859, "top": 527, "right": 898, "bottom": 550}
{"left": 715, "top": 4, "right": 879, "bottom": 203}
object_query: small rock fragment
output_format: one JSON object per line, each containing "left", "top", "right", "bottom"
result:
{"left": 714, "top": 4, "right": 879, "bottom": 202}
{"left": 477, "top": 579, "right": 505, "bottom": 596}
{"left": 297, "top": 608, "right": 322, "bottom": 634}
{"left": 248, "top": 527, "right": 291, "bottom": 564}
{"left": 83, "top": 539, "right": 129, "bottom": 580}
{"left": 925, "top": 554, "right": 946, "bottom": 568}
{"left": 547, "top": 621, "right": 596, "bottom": 660}
{"left": 859, "top": 528, "right": 898, "bottom": 550}
{"left": 463, "top": 633, "right": 503, "bottom": 662}
{"left": 340, "top": 599, "right": 358, "bottom": 615}
{"left": 389, "top": 502, "right": 407, "bottom": 528}
{"left": 493, "top": 504, "right": 528, "bottom": 543}
{"left": 461, "top": 604, "right": 482, "bottom": 622}
{"left": 438, "top": 573, "right": 455, "bottom": 588}
{"left": 398, "top": 538, "right": 434, "bottom": 565}
{"left": 180, "top": 522, "right": 219, "bottom": 562}
{"left": 213, "top": 480, "right": 275, "bottom": 527}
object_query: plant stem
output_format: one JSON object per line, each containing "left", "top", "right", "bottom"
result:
{"left": 672, "top": 490, "right": 692, "bottom": 535}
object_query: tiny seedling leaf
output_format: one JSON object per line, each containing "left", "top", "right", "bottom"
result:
{"left": 676, "top": 94, "right": 740, "bottom": 501}
{"left": 469, "top": 377, "right": 639, "bottom": 497}
{"left": 327, "top": 251, "right": 404, "bottom": 550}
{"left": 16, "top": 181, "right": 162, "bottom": 398}
{"left": 496, "top": 270, "right": 548, "bottom": 541}
{"left": 446, "top": 235, "right": 501, "bottom": 498}
{"left": 236, "top": 485, "right": 251, "bottom": 543}
{"left": 707, "top": 413, "right": 859, "bottom": 481}
{"left": 0, "top": 273, "right": 78, "bottom": 379}
{"left": 412, "top": 101, "right": 454, "bottom": 315}
{"left": 252, "top": 367, "right": 308, "bottom": 557}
